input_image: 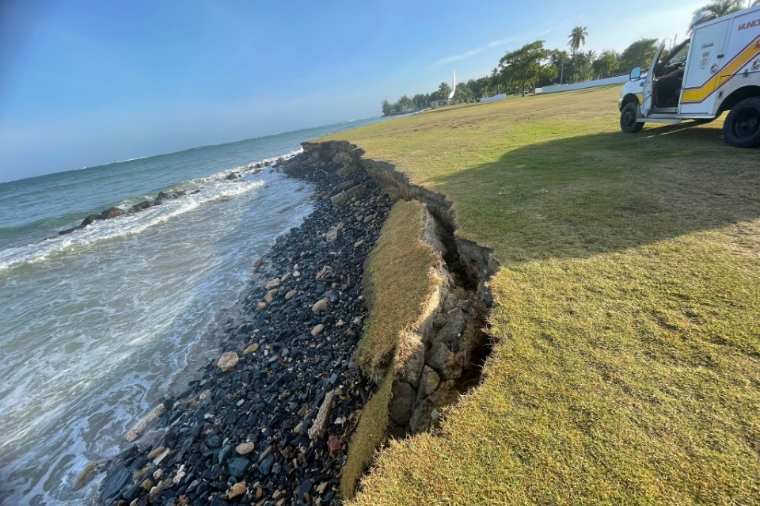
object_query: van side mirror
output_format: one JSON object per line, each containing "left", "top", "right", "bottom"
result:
{"left": 629, "top": 67, "right": 641, "bottom": 80}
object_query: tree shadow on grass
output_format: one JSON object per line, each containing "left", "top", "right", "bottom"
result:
{"left": 429, "top": 122, "right": 760, "bottom": 265}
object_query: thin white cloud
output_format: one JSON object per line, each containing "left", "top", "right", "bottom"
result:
{"left": 436, "top": 49, "right": 483, "bottom": 65}
{"left": 434, "top": 32, "right": 542, "bottom": 66}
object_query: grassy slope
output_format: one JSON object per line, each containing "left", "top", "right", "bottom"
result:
{"left": 319, "top": 87, "right": 760, "bottom": 505}
{"left": 341, "top": 200, "right": 441, "bottom": 497}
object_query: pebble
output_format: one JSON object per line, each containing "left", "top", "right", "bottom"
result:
{"left": 235, "top": 442, "right": 255, "bottom": 455}
{"left": 216, "top": 351, "right": 239, "bottom": 372}
{"left": 227, "top": 481, "right": 246, "bottom": 499}
{"left": 311, "top": 298, "right": 329, "bottom": 313}
{"left": 311, "top": 324, "right": 325, "bottom": 336}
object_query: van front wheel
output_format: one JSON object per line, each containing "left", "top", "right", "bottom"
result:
{"left": 620, "top": 102, "right": 644, "bottom": 133}
{"left": 723, "top": 97, "right": 760, "bottom": 148}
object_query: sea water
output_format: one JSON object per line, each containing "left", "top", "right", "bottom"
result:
{"left": 0, "top": 118, "right": 385, "bottom": 505}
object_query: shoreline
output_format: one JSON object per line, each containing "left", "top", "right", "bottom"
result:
{"left": 95, "top": 152, "right": 392, "bottom": 505}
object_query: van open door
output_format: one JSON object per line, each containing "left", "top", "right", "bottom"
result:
{"left": 641, "top": 42, "right": 666, "bottom": 116}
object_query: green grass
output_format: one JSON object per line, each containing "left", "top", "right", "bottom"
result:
{"left": 341, "top": 200, "right": 442, "bottom": 498}
{"left": 319, "top": 87, "right": 760, "bottom": 504}
{"left": 355, "top": 200, "right": 441, "bottom": 376}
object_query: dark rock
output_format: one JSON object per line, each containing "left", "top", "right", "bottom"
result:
{"left": 102, "top": 207, "right": 125, "bottom": 220}
{"left": 389, "top": 382, "right": 415, "bottom": 425}
{"left": 101, "top": 465, "right": 131, "bottom": 500}
{"left": 218, "top": 445, "right": 233, "bottom": 465}
{"left": 228, "top": 457, "right": 250, "bottom": 477}
{"left": 81, "top": 214, "right": 103, "bottom": 226}
{"left": 258, "top": 454, "right": 274, "bottom": 475}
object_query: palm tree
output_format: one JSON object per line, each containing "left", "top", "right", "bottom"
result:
{"left": 698, "top": 0, "right": 743, "bottom": 16}
{"left": 568, "top": 26, "right": 588, "bottom": 57}
{"left": 438, "top": 82, "right": 451, "bottom": 100}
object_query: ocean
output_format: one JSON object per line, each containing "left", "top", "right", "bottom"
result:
{"left": 0, "top": 117, "right": 385, "bottom": 505}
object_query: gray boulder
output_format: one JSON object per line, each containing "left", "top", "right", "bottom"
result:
{"left": 426, "top": 342, "right": 460, "bottom": 380}
{"left": 100, "top": 465, "right": 131, "bottom": 501}
{"left": 101, "top": 207, "right": 125, "bottom": 220}
{"left": 81, "top": 214, "right": 102, "bottom": 227}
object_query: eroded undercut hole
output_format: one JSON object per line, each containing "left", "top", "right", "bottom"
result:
{"left": 385, "top": 201, "right": 496, "bottom": 438}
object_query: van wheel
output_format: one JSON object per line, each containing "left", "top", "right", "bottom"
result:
{"left": 620, "top": 102, "right": 644, "bottom": 133}
{"left": 723, "top": 97, "right": 760, "bottom": 148}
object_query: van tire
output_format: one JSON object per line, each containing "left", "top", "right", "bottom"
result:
{"left": 620, "top": 102, "right": 644, "bottom": 133}
{"left": 723, "top": 97, "right": 760, "bottom": 148}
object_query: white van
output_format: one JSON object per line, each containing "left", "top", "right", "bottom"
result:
{"left": 619, "top": 6, "right": 760, "bottom": 147}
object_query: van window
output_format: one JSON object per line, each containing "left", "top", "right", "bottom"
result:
{"left": 656, "top": 40, "right": 691, "bottom": 77}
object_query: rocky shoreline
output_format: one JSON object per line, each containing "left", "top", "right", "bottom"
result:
{"left": 96, "top": 155, "right": 392, "bottom": 506}
{"left": 58, "top": 159, "right": 282, "bottom": 236}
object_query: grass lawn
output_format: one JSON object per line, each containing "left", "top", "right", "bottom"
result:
{"left": 319, "top": 86, "right": 760, "bottom": 505}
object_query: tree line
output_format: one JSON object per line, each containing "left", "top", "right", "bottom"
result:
{"left": 381, "top": 0, "right": 760, "bottom": 115}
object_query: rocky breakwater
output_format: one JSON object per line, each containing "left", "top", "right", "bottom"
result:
{"left": 57, "top": 155, "right": 287, "bottom": 237}
{"left": 97, "top": 157, "right": 392, "bottom": 506}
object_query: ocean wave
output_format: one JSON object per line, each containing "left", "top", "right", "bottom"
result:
{"left": 0, "top": 177, "right": 268, "bottom": 274}
{"left": 0, "top": 150, "right": 305, "bottom": 274}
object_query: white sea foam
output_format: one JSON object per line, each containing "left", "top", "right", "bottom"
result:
{"left": 0, "top": 151, "right": 307, "bottom": 274}
{"left": 0, "top": 165, "right": 314, "bottom": 505}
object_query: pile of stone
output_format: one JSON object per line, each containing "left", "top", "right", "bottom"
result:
{"left": 58, "top": 189, "right": 200, "bottom": 236}
{"left": 98, "top": 156, "right": 392, "bottom": 506}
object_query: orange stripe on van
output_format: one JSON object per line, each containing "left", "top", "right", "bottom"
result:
{"left": 681, "top": 36, "right": 760, "bottom": 104}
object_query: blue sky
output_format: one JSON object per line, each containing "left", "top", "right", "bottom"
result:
{"left": 0, "top": 0, "right": 708, "bottom": 182}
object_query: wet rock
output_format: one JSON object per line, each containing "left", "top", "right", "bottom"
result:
{"left": 101, "top": 465, "right": 131, "bottom": 501}
{"left": 74, "top": 460, "right": 100, "bottom": 490}
{"left": 255, "top": 301, "right": 267, "bottom": 311}
{"left": 81, "top": 214, "right": 103, "bottom": 227}
{"left": 218, "top": 445, "right": 233, "bottom": 465}
{"left": 264, "top": 278, "right": 281, "bottom": 289}
{"left": 285, "top": 289, "right": 298, "bottom": 300}
{"left": 228, "top": 457, "right": 250, "bottom": 477}
{"left": 102, "top": 207, "right": 125, "bottom": 220}
{"left": 264, "top": 288, "right": 278, "bottom": 304}
{"left": 311, "top": 324, "right": 324, "bottom": 336}
{"left": 147, "top": 446, "right": 165, "bottom": 459}
{"left": 225, "top": 172, "right": 241, "bottom": 181}
{"left": 258, "top": 454, "right": 274, "bottom": 475}
{"left": 243, "top": 344, "right": 259, "bottom": 354}
{"left": 217, "top": 352, "right": 239, "bottom": 372}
